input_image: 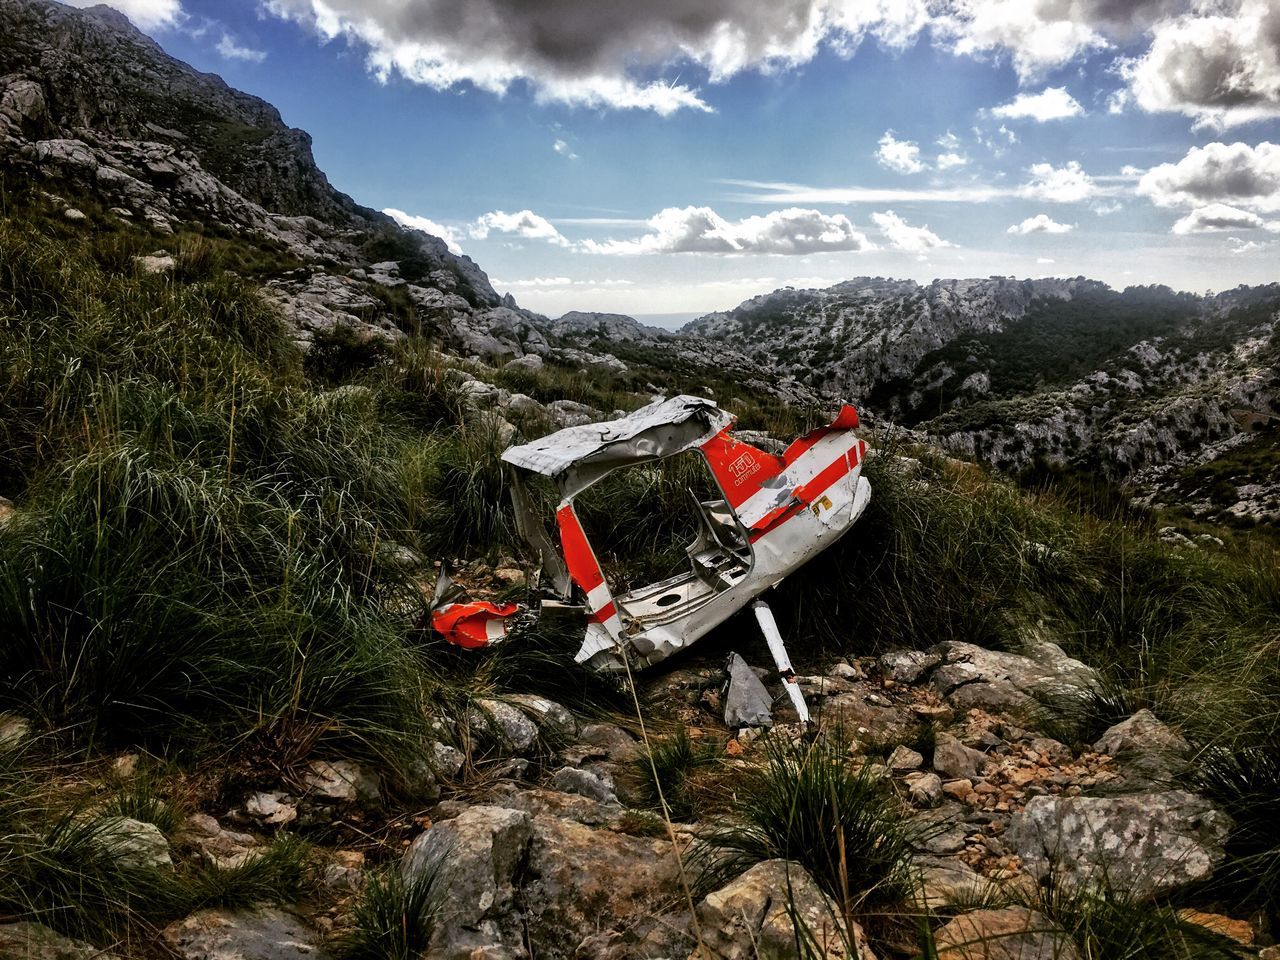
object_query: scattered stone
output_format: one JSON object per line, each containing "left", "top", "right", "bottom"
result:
{"left": 96, "top": 816, "right": 172, "bottom": 870}
{"left": 915, "top": 857, "right": 994, "bottom": 910}
{"left": 905, "top": 771, "right": 945, "bottom": 807}
{"left": 934, "top": 907, "right": 1079, "bottom": 960}
{"left": 62, "top": 207, "right": 86, "bottom": 221}
{"left": 695, "top": 859, "right": 874, "bottom": 960}
{"left": 136, "top": 251, "right": 175, "bottom": 273}
{"left": 724, "top": 652, "right": 774, "bottom": 728}
{"left": 934, "top": 734, "right": 987, "bottom": 780}
{"left": 402, "top": 806, "right": 532, "bottom": 958}
{"left": 830, "top": 661, "right": 863, "bottom": 680}
{"left": 1007, "top": 791, "right": 1231, "bottom": 899}
{"left": 244, "top": 791, "right": 297, "bottom": 827}
{"left": 162, "top": 907, "right": 327, "bottom": 960}
{"left": 301, "top": 759, "right": 380, "bottom": 805}
{"left": 569, "top": 722, "right": 640, "bottom": 764}
{"left": 888, "top": 745, "right": 924, "bottom": 772}
{"left": 1176, "top": 909, "right": 1253, "bottom": 945}
{"left": 943, "top": 779, "right": 974, "bottom": 802}
{"left": 548, "top": 766, "right": 619, "bottom": 805}
{"left": 471, "top": 699, "right": 540, "bottom": 752}
{"left": 930, "top": 641, "right": 1097, "bottom": 712}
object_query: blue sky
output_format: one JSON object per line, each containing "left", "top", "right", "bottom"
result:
{"left": 75, "top": 0, "right": 1280, "bottom": 319}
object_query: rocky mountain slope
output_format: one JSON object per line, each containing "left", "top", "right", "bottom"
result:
{"left": 687, "top": 278, "right": 1280, "bottom": 524}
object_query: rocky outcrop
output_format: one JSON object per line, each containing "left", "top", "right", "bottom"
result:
{"left": 0, "top": 922, "right": 118, "bottom": 960}
{"left": 162, "top": 907, "right": 327, "bottom": 960}
{"left": 933, "top": 908, "right": 1078, "bottom": 960}
{"left": 1006, "top": 791, "right": 1232, "bottom": 899}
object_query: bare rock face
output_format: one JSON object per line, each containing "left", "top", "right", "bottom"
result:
{"left": 162, "top": 907, "right": 327, "bottom": 960}
{"left": 0, "top": 922, "right": 118, "bottom": 960}
{"left": 1007, "top": 791, "right": 1232, "bottom": 899}
{"left": 95, "top": 816, "right": 172, "bottom": 870}
{"left": 695, "top": 859, "right": 876, "bottom": 960}
{"left": 402, "top": 805, "right": 533, "bottom": 960}
{"left": 471, "top": 699, "right": 541, "bottom": 753}
{"left": 934, "top": 908, "right": 1078, "bottom": 960}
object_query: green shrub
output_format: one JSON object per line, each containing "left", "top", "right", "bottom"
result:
{"left": 337, "top": 862, "right": 444, "bottom": 960}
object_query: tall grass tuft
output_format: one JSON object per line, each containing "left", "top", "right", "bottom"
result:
{"left": 693, "top": 732, "right": 916, "bottom": 908}
{"left": 336, "top": 861, "right": 444, "bottom": 960}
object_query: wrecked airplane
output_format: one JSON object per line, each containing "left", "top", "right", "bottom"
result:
{"left": 431, "top": 395, "right": 872, "bottom": 722}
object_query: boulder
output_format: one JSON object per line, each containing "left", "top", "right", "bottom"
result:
{"left": 915, "top": 858, "right": 996, "bottom": 910}
{"left": 724, "top": 653, "right": 774, "bottom": 728}
{"left": 695, "top": 859, "right": 876, "bottom": 960}
{"left": 929, "top": 641, "right": 1096, "bottom": 712}
{"left": 904, "top": 771, "right": 944, "bottom": 807}
{"left": 545, "top": 399, "right": 599, "bottom": 428}
{"left": 934, "top": 908, "right": 1078, "bottom": 960}
{"left": 879, "top": 650, "right": 941, "bottom": 684}
{"left": 0, "top": 922, "right": 117, "bottom": 959}
{"left": 162, "top": 907, "right": 327, "bottom": 960}
{"left": 401, "top": 806, "right": 532, "bottom": 959}
{"left": 520, "top": 813, "right": 682, "bottom": 958}
{"left": 505, "top": 354, "right": 543, "bottom": 373}
{"left": 1007, "top": 791, "right": 1231, "bottom": 899}
{"left": 887, "top": 745, "right": 924, "bottom": 772}
{"left": 0, "top": 713, "right": 31, "bottom": 747}
{"left": 566, "top": 723, "right": 641, "bottom": 764}
{"left": 1091, "top": 710, "right": 1189, "bottom": 785}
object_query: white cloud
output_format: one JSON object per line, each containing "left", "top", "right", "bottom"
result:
{"left": 64, "top": 0, "right": 183, "bottom": 29}
{"left": 383, "top": 207, "right": 464, "bottom": 254}
{"left": 1124, "top": 0, "right": 1280, "bottom": 129}
{"left": 494, "top": 277, "right": 635, "bottom": 288}
{"left": 937, "top": 130, "right": 962, "bottom": 150}
{"left": 216, "top": 33, "right": 267, "bottom": 62}
{"left": 1036, "top": 257, "right": 1056, "bottom": 263}
{"left": 1229, "top": 236, "right": 1269, "bottom": 253}
{"left": 937, "top": 152, "right": 969, "bottom": 169}
{"left": 1137, "top": 141, "right": 1280, "bottom": 212}
{"left": 1170, "top": 203, "right": 1278, "bottom": 234}
{"left": 1021, "top": 161, "right": 1097, "bottom": 203}
{"left": 723, "top": 178, "right": 1010, "bottom": 205}
{"left": 263, "top": 0, "right": 934, "bottom": 114}
{"left": 471, "top": 210, "right": 571, "bottom": 246}
{"left": 876, "top": 131, "right": 925, "bottom": 174}
{"left": 871, "top": 210, "right": 954, "bottom": 252}
{"left": 582, "top": 206, "right": 874, "bottom": 255}
{"left": 1008, "top": 213, "right": 1074, "bottom": 234}
{"left": 553, "top": 139, "right": 579, "bottom": 160}
{"left": 992, "top": 86, "right": 1084, "bottom": 121}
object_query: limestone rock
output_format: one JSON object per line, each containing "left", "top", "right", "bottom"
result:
{"left": 930, "top": 641, "right": 1097, "bottom": 712}
{"left": 695, "top": 859, "right": 876, "bottom": 960}
{"left": 934, "top": 908, "right": 1078, "bottom": 960}
{"left": 547, "top": 766, "right": 619, "bottom": 806}
{"left": 182, "top": 814, "right": 260, "bottom": 869}
{"left": 888, "top": 745, "right": 924, "bottom": 772}
{"left": 1007, "top": 791, "right": 1231, "bottom": 899}
{"left": 905, "top": 771, "right": 945, "bottom": 807}
{"left": 1091, "top": 710, "right": 1189, "bottom": 785}
{"left": 244, "top": 791, "right": 297, "bottom": 827}
{"left": 401, "top": 806, "right": 532, "bottom": 959}
{"left": 879, "top": 649, "right": 941, "bottom": 684}
{"left": 162, "top": 907, "right": 327, "bottom": 960}
{"left": 505, "top": 693, "right": 578, "bottom": 742}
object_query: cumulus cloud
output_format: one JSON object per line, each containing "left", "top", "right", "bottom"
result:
{"left": 871, "top": 210, "right": 954, "bottom": 252}
{"left": 937, "top": 152, "right": 969, "bottom": 169}
{"left": 1008, "top": 213, "right": 1075, "bottom": 234}
{"left": 992, "top": 86, "right": 1085, "bottom": 121}
{"left": 216, "top": 34, "right": 267, "bottom": 62}
{"left": 1137, "top": 141, "right": 1280, "bottom": 212}
{"left": 471, "top": 210, "right": 571, "bottom": 246}
{"left": 1229, "top": 236, "right": 1269, "bottom": 253}
{"left": 1170, "top": 202, "right": 1278, "bottom": 234}
{"left": 1124, "top": 0, "right": 1280, "bottom": 128}
{"left": 383, "top": 207, "right": 464, "bottom": 254}
{"left": 582, "top": 206, "right": 874, "bottom": 255}
{"left": 553, "top": 139, "right": 579, "bottom": 160}
{"left": 876, "top": 131, "right": 926, "bottom": 174}
{"left": 64, "top": 0, "right": 183, "bottom": 29}
{"left": 1021, "top": 161, "right": 1097, "bottom": 203}
{"left": 263, "top": 0, "right": 933, "bottom": 114}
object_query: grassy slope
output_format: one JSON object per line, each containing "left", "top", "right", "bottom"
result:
{"left": 2, "top": 193, "right": 1280, "bottom": 949}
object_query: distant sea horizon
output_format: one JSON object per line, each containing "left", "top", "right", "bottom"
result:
{"left": 631, "top": 312, "right": 703, "bottom": 331}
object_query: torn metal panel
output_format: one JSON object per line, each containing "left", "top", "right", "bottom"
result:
{"left": 501, "top": 394, "right": 733, "bottom": 499}
{"left": 432, "top": 600, "right": 521, "bottom": 649}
